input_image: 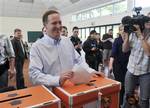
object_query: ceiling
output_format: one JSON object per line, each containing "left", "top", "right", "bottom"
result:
{"left": 0, "top": 0, "right": 112, "bottom": 18}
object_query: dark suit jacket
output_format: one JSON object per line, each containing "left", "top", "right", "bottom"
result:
{"left": 11, "top": 37, "right": 25, "bottom": 61}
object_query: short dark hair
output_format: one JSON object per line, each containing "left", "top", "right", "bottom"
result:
{"left": 90, "top": 30, "right": 97, "bottom": 35}
{"left": 62, "top": 26, "right": 67, "bottom": 30}
{"left": 72, "top": 26, "right": 79, "bottom": 31}
{"left": 42, "top": 10, "right": 59, "bottom": 26}
{"left": 109, "top": 29, "right": 113, "bottom": 32}
{"left": 96, "top": 33, "right": 100, "bottom": 35}
{"left": 14, "top": 28, "right": 21, "bottom": 33}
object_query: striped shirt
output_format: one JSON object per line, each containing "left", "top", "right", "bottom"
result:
{"left": 127, "top": 33, "right": 150, "bottom": 75}
{"left": 0, "top": 35, "right": 15, "bottom": 65}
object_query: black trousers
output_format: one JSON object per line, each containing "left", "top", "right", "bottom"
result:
{"left": 85, "top": 55, "right": 98, "bottom": 71}
{"left": 15, "top": 59, "right": 25, "bottom": 89}
{"left": 113, "top": 61, "right": 127, "bottom": 106}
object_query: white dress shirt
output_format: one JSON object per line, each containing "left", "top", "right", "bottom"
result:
{"left": 29, "top": 34, "right": 95, "bottom": 89}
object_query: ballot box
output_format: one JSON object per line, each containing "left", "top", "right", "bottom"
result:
{"left": 0, "top": 85, "right": 61, "bottom": 108}
{"left": 53, "top": 77, "right": 121, "bottom": 108}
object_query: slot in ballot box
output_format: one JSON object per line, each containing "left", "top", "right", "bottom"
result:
{"left": 53, "top": 76, "right": 121, "bottom": 108}
{"left": 0, "top": 85, "right": 61, "bottom": 108}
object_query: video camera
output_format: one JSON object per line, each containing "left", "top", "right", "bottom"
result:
{"left": 121, "top": 7, "right": 150, "bottom": 34}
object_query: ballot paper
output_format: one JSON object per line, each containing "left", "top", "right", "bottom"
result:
{"left": 70, "top": 64, "right": 91, "bottom": 84}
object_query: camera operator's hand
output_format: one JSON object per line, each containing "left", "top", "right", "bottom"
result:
{"left": 134, "top": 25, "right": 143, "bottom": 38}
{"left": 122, "top": 32, "right": 130, "bottom": 52}
{"left": 123, "top": 32, "right": 129, "bottom": 40}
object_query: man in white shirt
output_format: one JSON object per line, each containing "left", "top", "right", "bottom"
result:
{"left": 29, "top": 10, "right": 104, "bottom": 89}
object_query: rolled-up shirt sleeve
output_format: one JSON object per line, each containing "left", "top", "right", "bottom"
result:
{"left": 5, "top": 38, "right": 15, "bottom": 58}
{"left": 29, "top": 44, "right": 60, "bottom": 87}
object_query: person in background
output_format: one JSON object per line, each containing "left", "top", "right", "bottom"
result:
{"left": 0, "top": 34, "right": 15, "bottom": 90}
{"left": 122, "top": 16, "right": 150, "bottom": 108}
{"left": 70, "top": 26, "right": 82, "bottom": 55}
{"left": 11, "top": 29, "right": 26, "bottom": 89}
{"left": 109, "top": 24, "right": 130, "bottom": 107}
{"left": 95, "top": 33, "right": 103, "bottom": 66}
{"left": 29, "top": 10, "right": 104, "bottom": 90}
{"left": 61, "top": 26, "right": 68, "bottom": 37}
{"left": 83, "top": 30, "right": 99, "bottom": 71}
{"left": 102, "top": 29, "right": 113, "bottom": 67}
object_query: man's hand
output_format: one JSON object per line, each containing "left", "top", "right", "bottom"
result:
{"left": 91, "top": 47, "right": 96, "bottom": 51}
{"left": 8, "top": 69, "right": 16, "bottom": 79}
{"left": 134, "top": 25, "right": 143, "bottom": 38}
{"left": 59, "top": 71, "right": 74, "bottom": 86}
{"left": 91, "top": 71, "right": 105, "bottom": 78}
{"left": 75, "top": 44, "right": 80, "bottom": 49}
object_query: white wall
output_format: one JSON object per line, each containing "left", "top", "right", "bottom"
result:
{"left": 0, "top": 17, "right": 42, "bottom": 42}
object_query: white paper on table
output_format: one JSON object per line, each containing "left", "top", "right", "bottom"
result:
{"left": 70, "top": 64, "right": 91, "bottom": 84}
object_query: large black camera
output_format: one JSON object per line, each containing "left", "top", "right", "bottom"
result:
{"left": 122, "top": 7, "right": 150, "bottom": 34}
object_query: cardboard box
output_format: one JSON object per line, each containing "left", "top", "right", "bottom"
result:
{"left": 0, "top": 85, "right": 61, "bottom": 108}
{"left": 53, "top": 77, "right": 121, "bottom": 108}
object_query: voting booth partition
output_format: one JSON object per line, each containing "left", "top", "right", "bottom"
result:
{"left": 53, "top": 77, "right": 121, "bottom": 108}
{"left": 0, "top": 85, "right": 61, "bottom": 108}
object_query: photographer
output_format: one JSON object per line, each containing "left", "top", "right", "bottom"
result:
{"left": 122, "top": 15, "right": 150, "bottom": 108}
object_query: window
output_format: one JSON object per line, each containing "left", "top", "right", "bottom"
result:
{"left": 90, "top": 9, "right": 100, "bottom": 18}
{"left": 101, "top": 5, "right": 113, "bottom": 16}
{"left": 135, "top": 0, "right": 150, "bottom": 8}
{"left": 113, "top": 25, "right": 119, "bottom": 38}
{"left": 76, "top": 13, "right": 82, "bottom": 21}
{"left": 101, "top": 27, "right": 106, "bottom": 38}
{"left": 114, "top": 0, "right": 127, "bottom": 14}
{"left": 86, "top": 11, "right": 91, "bottom": 19}
{"left": 95, "top": 27, "right": 100, "bottom": 33}
{"left": 86, "top": 28, "right": 90, "bottom": 38}
{"left": 71, "top": 15, "right": 77, "bottom": 22}
{"left": 81, "top": 29, "right": 86, "bottom": 40}
{"left": 71, "top": 0, "right": 128, "bottom": 22}
{"left": 79, "top": 29, "right": 82, "bottom": 38}
{"left": 90, "top": 28, "right": 94, "bottom": 31}
{"left": 106, "top": 26, "right": 112, "bottom": 33}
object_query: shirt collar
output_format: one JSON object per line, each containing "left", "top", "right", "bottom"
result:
{"left": 44, "top": 34, "right": 61, "bottom": 45}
